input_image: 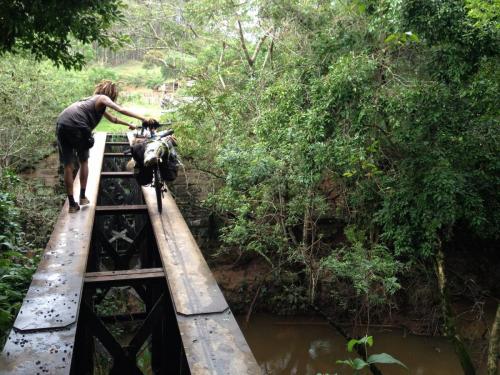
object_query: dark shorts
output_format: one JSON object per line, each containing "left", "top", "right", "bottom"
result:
{"left": 56, "top": 124, "right": 90, "bottom": 166}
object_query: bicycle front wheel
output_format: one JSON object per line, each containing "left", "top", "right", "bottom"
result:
{"left": 154, "top": 167, "right": 162, "bottom": 213}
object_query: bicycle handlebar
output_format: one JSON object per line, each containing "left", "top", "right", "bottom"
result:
{"left": 135, "top": 122, "right": 172, "bottom": 136}
{"left": 140, "top": 120, "right": 173, "bottom": 129}
{"left": 134, "top": 125, "right": 175, "bottom": 142}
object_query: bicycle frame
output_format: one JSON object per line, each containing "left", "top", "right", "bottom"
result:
{"left": 131, "top": 124, "right": 175, "bottom": 213}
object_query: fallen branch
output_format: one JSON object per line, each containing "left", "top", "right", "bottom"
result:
{"left": 245, "top": 284, "right": 262, "bottom": 324}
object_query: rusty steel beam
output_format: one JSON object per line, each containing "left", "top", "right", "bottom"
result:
{"left": 95, "top": 204, "right": 148, "bottom": 215}
{"left": 144, "top": 189, "right": 229, "bottom": 316}
{"left": 100, "top": 171, "right": 134, "bottom": 178}
{"left": 127, "top": 132, "right": 261, "bottom": 374}
{"left": 126, "top": 132, "right": 228, "bottom": 315}
{"left": 0, "top": 133, "right": 107, "bottom": 374}
{"left": 143, "top": 188, "right": 261, "bottom": 374}
{"left": 103, "top": 152, "right": 129, "bottom": 157}
{"left": 84, "top": 268, "right": 164, "bottom": 285}
{"left": 105, "top": 142, "right": 130, "bottom": 146}
{"left": 178, "top": 313, "right": 260, "bottom": 374}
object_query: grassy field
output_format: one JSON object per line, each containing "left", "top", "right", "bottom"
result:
{"left": 94, "top": 61, "right": 164, "bottom": 133}
{"left": 111, "top": 60, "right": 163, "bottom": 89}
{"left": 95, "top": 117, "right": 128, "bottom": 133}
{"left": 95, "top": 102, "right": 162, "bottom": 133}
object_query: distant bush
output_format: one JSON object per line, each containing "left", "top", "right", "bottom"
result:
{"left": 0, "top": 54, "right": 90, "bottom": 170}
{"left": 86, "top": 65, "right": 119, "bottom": 85}
{"left": 121, "top": 70, "right": 163, "bottom": 89}
{"left": 120, "top": 91, "right": 142, "bottom": 103}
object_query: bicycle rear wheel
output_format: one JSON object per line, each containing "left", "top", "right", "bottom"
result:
{"left": 154, "top": 167, "right": 162, "bottom": 213}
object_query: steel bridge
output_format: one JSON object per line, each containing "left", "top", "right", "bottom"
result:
{"left": 0, "top": 133, "right": 260, "bottom": 374}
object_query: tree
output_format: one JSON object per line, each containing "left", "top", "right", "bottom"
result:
{"left": 174, "top": 1, "right": 498, "bottom": 372}
{"left": 0, "top": 0, "right": 125, "bottom": 69}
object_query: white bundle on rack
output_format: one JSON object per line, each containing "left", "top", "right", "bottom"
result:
{"left": 143, "top": 140, "right": 168, "bottom": 167}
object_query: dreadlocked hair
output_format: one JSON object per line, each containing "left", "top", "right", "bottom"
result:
{"left": 94, "top": 80, "right": 118, "bottom": 102}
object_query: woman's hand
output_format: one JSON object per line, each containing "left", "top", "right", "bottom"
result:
{"left": 128, "top": 124, "right": 137, "bottom": 130}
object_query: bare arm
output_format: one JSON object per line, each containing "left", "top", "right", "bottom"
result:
{"left": 97, "top": 95, "right": 147, "bottom": 122}
{"left": 103, "top": 111, "right": 136, "bottom": 129}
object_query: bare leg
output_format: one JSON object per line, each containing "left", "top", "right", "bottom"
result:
{"left": 64, "top": 163, "right": 74, "bottom": 196}
{"left": 79, "top": 160, "right": 89, "bottom": 191}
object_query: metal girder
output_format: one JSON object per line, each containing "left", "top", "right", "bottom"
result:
{"left": 94, "top": 229, "right": 123, "bottom": 268}
{"left": 93, "top": 222, "right": 149, "bottom": 270}
{"left": 99, "top": 312, "right": 148, "bottom": 323}
{"left": 109, "top": 229, "right": 133, "bottom": 244}
{"left": 95, "top": 205, "right": 148, "bottom": 215}
{"left": 121, "top": 223, "right": 148, "bottom": 266}
{"left": 103, "top": 152, "right": 129, "bottom": 157}
{"left": 0, "top": 327, "right": 77, "bottom": 374}
{"left": 143, "top": 187, "right": 229, "bottom": 316}
{"left": 100, "top": 171, "right": 134, "bottom": 178}
{"left": 127, "top": 293, "right": 165, "bottom": 357}
{"left": 2, "top": 132, "right": 262, "bottom": 375}
{"left": 178, "top": 311, "right": 261, "bottom": 375}
{"left": 84, "top": 268, "right": 164, "bottom": 285}
{"left": 0, "top": 132, "right": 107, "bottom": 374}
{"left": 127, "top": 131, "right": 261, "bottom": 374}
{"left": 105, "top": 142, "right": 130, "bottom": 146}
{"left": 81, "top": 292, "right": 166, "bottom": 374}
{"left": 81, "top": 304, "right": 142, "bottom": 375}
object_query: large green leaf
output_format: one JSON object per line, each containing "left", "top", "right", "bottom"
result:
{"left": 352, "top": 358, "right": 369, "bottom": 370}
{"left": 336, "top": 358, "right": 369, "bottom": 370}
{"left": 347, "top": 335, "right": 373, "bottom": 352}
{"left": 0, "top": 308, "right": 12, "bottom": 330}
{"left": 367, "top": 353, "right": 408, "bottom": 369}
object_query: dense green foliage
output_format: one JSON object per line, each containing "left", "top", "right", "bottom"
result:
{"left": 111, "top": 61, "right": 164, "bottom": 88}
{"left": 0, "top": 0, "right": 498, "bottom": 369}
{"left": 0, "top": 55, "right": 90, "bottom": 170}
{"left": 169, "top": 0, "right": 499, "bottom": 318}
{"left": 0, "top": 180, "right": 31, "bottom": 339}
{"left": 0, "top": 56, "right": 110, "bottom": 170}
{"left": 0, "top": 171, "right": 63, "bottom": 345}
{"left": 0, "top": 0, "right": 125, "bottom": 69}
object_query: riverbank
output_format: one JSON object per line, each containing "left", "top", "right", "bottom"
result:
{"left": 210, "top": 255, "right": 497, "bottom": 373}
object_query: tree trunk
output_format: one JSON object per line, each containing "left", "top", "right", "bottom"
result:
{"left": 487, "top": 302, "right": 500, "bottom": 375}
{"left": 435, "top": 248, "right": 476, "bottom": 375}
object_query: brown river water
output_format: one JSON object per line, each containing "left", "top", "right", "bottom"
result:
{"left": 238, "top": 314, "right": 481, "bottom": 375}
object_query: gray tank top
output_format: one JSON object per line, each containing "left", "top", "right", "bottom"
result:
{"left": 57, "top": 95, "right": 106, "bottom": 130}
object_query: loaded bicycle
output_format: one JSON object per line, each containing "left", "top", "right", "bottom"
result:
{"left": 129, "top": 121, "right": 179, "bottom": 213}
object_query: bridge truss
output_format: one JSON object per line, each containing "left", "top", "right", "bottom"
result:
{"left": 0, "top": 133, "right": 260, "bottom": 375}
